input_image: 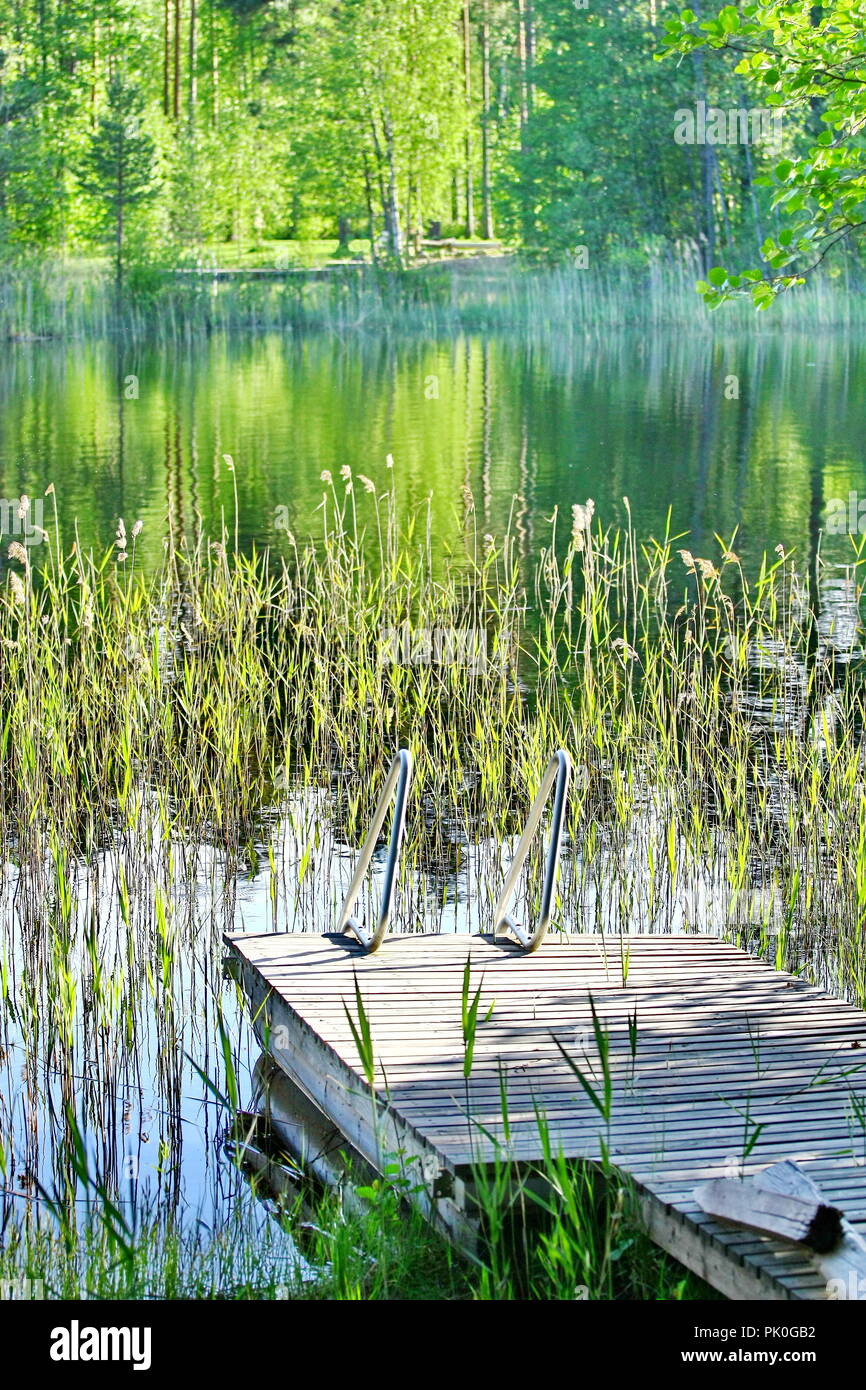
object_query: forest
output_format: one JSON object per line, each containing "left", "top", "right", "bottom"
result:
{"left": 1, "top": 0, "right": 862, "bottom": 294}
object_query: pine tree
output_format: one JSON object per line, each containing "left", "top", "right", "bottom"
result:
{"left": 79, "top": 74, "right": 158, "bottom": 290}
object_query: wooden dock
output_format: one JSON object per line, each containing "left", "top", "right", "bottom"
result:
{"left": 225, "top": 931, "right": 866, "bottom": 1300}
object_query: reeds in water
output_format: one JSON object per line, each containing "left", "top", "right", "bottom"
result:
{"left": 0, "top": 475, "right": 863, "bottom": 1297}
{"left": 3, "top": 255, "right": 866, "bottom": 342}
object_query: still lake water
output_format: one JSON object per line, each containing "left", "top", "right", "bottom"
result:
{"left": 2, "top": 331, "right": 865, "bottom": 570}
{"left": 3, "top": 327, "right": 865, "bottom": 1280}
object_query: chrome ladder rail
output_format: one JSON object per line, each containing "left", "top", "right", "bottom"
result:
{"left": 336, "top": 749, "right": 412, "bottom": 952}
{"left": 492, "top": 749, "right": 571, "bottom": 952}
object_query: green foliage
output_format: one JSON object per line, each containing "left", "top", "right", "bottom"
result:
{"left": 344, "top": 970, "right": 376, "bottom": 1086}
{"left": 460, "top": 956, "right": 485, "bottom": 1077}
{"left": 2, "top": 0, "right": 848, "bottom": 285}
{"left": 78, "top": 74, "right": 159, "bottom": 285}
{"left": 0, "top": 67, "right": 63, "bottom": 248}
{"left": 662, "top": 1, "right": 866, "bottom": 306}
{"left": 501, "top": 2, "right": 694, "bottom": 257}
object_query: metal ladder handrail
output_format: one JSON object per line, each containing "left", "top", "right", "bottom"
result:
{"left": 336, "top": 749, "right": 412, "bottom": 953}
{"left": 492, "top": 749, "right": 571, "bottom": 953}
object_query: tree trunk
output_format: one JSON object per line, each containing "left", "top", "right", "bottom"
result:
{"left": 163, "top": 0, "right": 170, "bottom": 117}
{"left": 480, "top": 0, "right": 493, "bottom": 239}
{"left": 116, "top": 206, "right": 123, "bottom": 294}
{"left": 713, "top": 150, "right": 731, "bottom": 251}
{"left": 382, "top": 112, "right": 403, "bottom": 265}
{"left": 701, "top": 142, "right": 715, "bottom": 272}
{"left": 92, "top": 19, "right": 100, "bottom": 129}
{"left": 210, "top": 0, "right": 219, "bottom": 127}
{"left": 404, "top": 168, "right": 413, "bottom": 253}
{"left": 366, "top": 115, "right": 391, "bottom": 259}
{"left": 116, "top": 155, "right": 125, "bottom": 295}
{"left": 337, "top": 215, "right": 352, "bottom": 257}
{"left": 189, "top": 0, "right": 197, "bottom": 126}
{"left": 517, "top": 0, "right": 529, "bottom": 146}
{"left": 362, "top": 154, "right": 378, "bottom": 265}
{"left": 525, "top": 0, "right": 535, "bottom": 117}
{"left": 37, "top": 0, "right": 47, "bottom": 76}
{"left": 517, "top": 0, "right": 534, "bottom": 242}
{"left": 462, "top": 0, "right": 475, "bottom": 238}
{"left": 740, "top": 116, "right": 766, "bottom": 260}
{"left": 173, "top": 0, "right": 182, "bottom": 123}
{"left": 691, "top": 50, "right": 715, "bottom": 272}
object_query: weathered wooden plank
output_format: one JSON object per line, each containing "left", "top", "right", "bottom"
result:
{"left": 225, "top": 930, "right": 866, "bottom": 1301}
{"left": 695, "top": 1178, "right": 843, "bottom": 1250}
{"left": 696, "top": 1162, "right": 866, "bottom": 1299}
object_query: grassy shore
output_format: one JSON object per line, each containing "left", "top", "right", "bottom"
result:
{"left": 2, "top": 253, "right": 864, "bottom": 341}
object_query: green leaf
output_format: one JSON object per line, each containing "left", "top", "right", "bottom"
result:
{"left": 707, "top": 266, "right": 728, "bottom": 287}
{"left": 461, "top": 956, "right": 484, "bottom": 1079}
{"left": 343, "top": 970, "right": 375, "bottom": 1085}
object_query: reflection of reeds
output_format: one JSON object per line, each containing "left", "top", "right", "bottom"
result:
{"left": 0, "top": 478, "right": 865, "bottom": 1297}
